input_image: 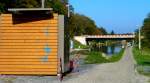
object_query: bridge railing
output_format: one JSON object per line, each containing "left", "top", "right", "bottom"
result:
{"left": 86, "top": 34, "right": 135, "bottom": 39}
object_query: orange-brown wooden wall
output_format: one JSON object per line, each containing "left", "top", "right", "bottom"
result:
{"left": 0, "top": 14, "right": 58, "bottom": 75}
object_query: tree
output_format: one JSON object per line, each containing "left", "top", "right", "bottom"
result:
{"left": 141, "top": 13, "right": 150, "bottom": 48}
{"left": 0, "top": 0, "right": 15, "bottom": 13}
{"left": 68, "top": 13, "right": 107, "bottom": 38}
{"left": 110, "top": 30, "right": 115, "bottom": 35}
{"left": 14, "top": 0, "right": 40, "bottom": 8}
{"left": 0, "top": 0, "right": 108, "bottom": 39}
{"left": 98, "top": 27, "right": 107, "bottom": 35}
{"left": 0, "top": 3, "right": 5, "bottom": 13}
{"left": 0, "top": 0, "right": 67, "bottom": 14}
{"left": 45, "top": 0, "right": 67, "bottom": 14}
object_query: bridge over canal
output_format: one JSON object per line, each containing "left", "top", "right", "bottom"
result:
{"left": 74, "top": 34, "right": 135, "bottom": 45}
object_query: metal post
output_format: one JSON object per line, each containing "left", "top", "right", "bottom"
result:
{"left": 132, "top": 40, "right": 134, "bottom": 46}
{"left": 132, "top": 32, "right": 135, "bottom": 46}
{"left": 139, "top": 27, "right": 141, "bottom": 50}
{"left": 66, "top": 4, "right": 70, "bottom": 18}
{"left": 41, "top": 0, "right": 45, "bottom": 8}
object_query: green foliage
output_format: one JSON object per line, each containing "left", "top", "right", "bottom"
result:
{"left": 133, "top": 47, "right": 150, "bottom": 66}
{"left": 0, "top": 0, "right": 67, "bottom": 14}
{"left": 107, "top": 49, "right": 125, "bottom": 62}
{"left": 70, "top": 50, "right": 89, "bottom": 55}
{"left": 98, "top": 27, "right": 107, "bottom": 35}
{"left": 0, "top": 3, "right": 4, "bottom": 13}
{"left": 0, "top": 0, "right": 14, "bottom": 13}
{"left": 14, "top": 0, "right": 40, "bottom": 8}
{"left": 110, "top": 30, "right": 115, "bottom": 35}
{"left": 45, "top": 0, "right": 67, "bottom": 14}
{"left": 68, "top": 13, "right": 107, "bottom": 38}
{"left": 85, "top": 49, "right": 124, "bottom": 64}
{"left": 132, "top": 47, "right": 150, "bottom": 76}
{"left": 136, "top": 65, "right": 150, "bottom": 76}
{"left": 0, "top": 0, "right": 107, "bottom": 37}
{"left": 73, "top": 40, "right": 89, "bottom": 49}
{"left": 141, "top": 13, "right": 150, "bottom": 48}
{"left": 85, "top": 52, "right": 107, "bottom": 64}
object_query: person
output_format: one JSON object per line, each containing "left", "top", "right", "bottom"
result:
{"left": 69, "top": 59, "right": 74, "bottom": 72}
{"left": 68, "top": 54, "right": 80, "bottom": 73}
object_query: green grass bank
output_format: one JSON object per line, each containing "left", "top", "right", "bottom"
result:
{"left": 85, "top": 49, "right": 125, "bottom": 64}
{"left": 73, "top": 40, "right": 89, "bottom": 49}
{"left": 132, "top": 47, "right": 150, "bottom": 76}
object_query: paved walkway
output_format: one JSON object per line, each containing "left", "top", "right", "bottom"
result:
{"left": 0, "top": 47, "right": 149, "bottom": 83}
{"left": 62, "top": 47, "right": 149, "bottom": 83}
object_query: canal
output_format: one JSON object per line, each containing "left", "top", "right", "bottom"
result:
{"left": 90, "top": 42, "right": 123, "bottom": 56}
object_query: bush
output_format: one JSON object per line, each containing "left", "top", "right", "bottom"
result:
{"left": 73, "top": 40, "right": 89, "bottom": 49}
{"left": 85, "top": 52, "right": 107, "bottom": 64}
{"left": 133, "top": 48, "right": 150, "bottom": 66}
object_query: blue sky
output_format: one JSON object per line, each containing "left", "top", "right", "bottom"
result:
{"left": 69, "top": 0, "right": 150, "bottom": 34}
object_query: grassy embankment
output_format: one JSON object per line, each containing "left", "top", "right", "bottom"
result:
{"left": 73, "top": 40, "right": 125, "bottom": 64}
{"left": 73, "top": 40, "right": 89, "bottom": 49}
{"left": 85, "top": 49, "right": 125, "bottom": 64}
{"left": 132, "top": 47, "right": 150, "bottom": 76}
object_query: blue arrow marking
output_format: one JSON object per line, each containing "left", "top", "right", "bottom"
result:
{"left": 44, "top": 45, "right": 51, "bottom": 53}
{"left": 41, "top": 44, "right": 52, "bottom": 62}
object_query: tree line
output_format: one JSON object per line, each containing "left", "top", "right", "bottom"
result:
{"left": 68, "top": 13, "right": 107, "bottom": 38}
{"left": 0, "top": 0, "right": 68, "bottom": 14}
{"left": 141, "top": 14, "right": 150, "bottom": 48}
{"left": 0, "top": 0, "right": 107, "bottom": 38}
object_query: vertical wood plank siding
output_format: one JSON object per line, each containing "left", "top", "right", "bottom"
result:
{"left": 0, "top": 14, "right": 58, "bottom": 75}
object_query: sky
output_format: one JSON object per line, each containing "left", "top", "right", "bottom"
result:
{"left": 69, "top": 0, "right": 150, "bottom": 34}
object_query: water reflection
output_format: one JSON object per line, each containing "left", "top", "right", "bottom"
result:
{"left": 91, "top": 44, "right": 122, "bottom": 56}
{"left": 107, "top": 45, "right": 122, "bottom": 55}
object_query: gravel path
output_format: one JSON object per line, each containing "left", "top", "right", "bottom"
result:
{"left": 62, "top": 47, "right": 149, "bottom": 83}
{"left": 0, "top": 47, "right": 149, "bottom": 83}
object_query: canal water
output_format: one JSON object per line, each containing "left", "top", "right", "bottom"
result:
{"left": 91, "top": 44, "right": 122, "bottom": 56}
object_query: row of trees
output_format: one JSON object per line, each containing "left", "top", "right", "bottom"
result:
{"left": 141, "top": 14, "right": 150, "bottom": 48}
{"left": 0, "top": 0, "right": 108, "bottom": 38}
{"left": 68, "top": 13, "right": 107, "bottom": 38}
{"left": 0, "top": 0, "right": 68, "bottom": 14}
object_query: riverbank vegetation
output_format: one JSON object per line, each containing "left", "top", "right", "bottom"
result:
{"left": 85, "top": 52, "right": 107, "bottom": 64}
{"left": 133, "top": 47, "right": 150, "bottom": 66}
{"left": 133, "top": 13, "right": 150, "bottom": 76}
{"left": 132, "top": 47, "right": 150, "bottom": 76}
{"left": 141, "top": 14, "right": 150, "bottom": 48}
{"left": 73, "top": 40, "right": 89, "bottom": 49}
{"left": 85, "top": 49, "right": 125, "bottom": 64}
{"left": 107, "top": 49, "right": 125, "bottom": 62}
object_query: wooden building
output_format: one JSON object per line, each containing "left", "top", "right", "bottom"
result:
{"left": 0, "top": 8, "right": 70, "bottom": 75}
